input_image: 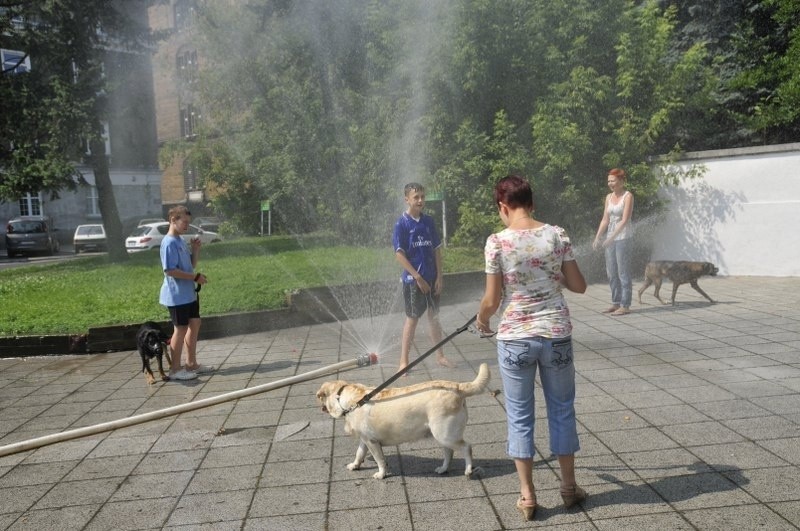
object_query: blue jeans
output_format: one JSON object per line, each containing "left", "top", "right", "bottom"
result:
{"left": 498, "top": 337, "right": 580, "bottom": 459}
{"left": 605, "top": 238, "right": 633, "bottom": 308}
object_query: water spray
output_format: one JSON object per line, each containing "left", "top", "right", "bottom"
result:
{"left": 356, "top": 314, "right": 477, "bottom": 408}
{"left": 0, "top": 353, "right": 378, "bottom": 458}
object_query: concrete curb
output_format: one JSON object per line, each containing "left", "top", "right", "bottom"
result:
{"left": 0, "top": 271, "right": 484, "bottom": 357}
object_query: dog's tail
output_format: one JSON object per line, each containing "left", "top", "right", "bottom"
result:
{"left": 458, "top": 363, "right": 490, "bottom": 396}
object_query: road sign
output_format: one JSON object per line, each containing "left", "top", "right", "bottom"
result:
{"left": 426, "top": 191, "right": 444, "bottom": 201}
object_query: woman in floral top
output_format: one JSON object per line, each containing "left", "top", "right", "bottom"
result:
{"left": 476, "top": 175, "right": 587, "bottom": 520}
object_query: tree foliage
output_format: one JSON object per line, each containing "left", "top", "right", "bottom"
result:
{"left": 725, "top": 0, "right": 800, "bottom": 142}
{"left": 0, "top": 0, "right": 149, "bottom": 261}
{"left": 4, "top": 0, "right": 797, "bottom": 255}
{"left": 179, "top": 0, "right": 728, "bottom": 247}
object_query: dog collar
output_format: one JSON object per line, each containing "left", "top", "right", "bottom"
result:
{"left": 335, "top": 385, "right": 353, "bottom": 416}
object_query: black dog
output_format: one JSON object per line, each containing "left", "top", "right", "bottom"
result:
{"left": 136, "top": 321, "right": 173, "bottom": 384}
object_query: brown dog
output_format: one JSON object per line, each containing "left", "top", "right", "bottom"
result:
{"left": 316, "top": 363, "right": 490, "bottom": 479}
{"left": 638, "top": 261, "right": 719, "bottom": 305}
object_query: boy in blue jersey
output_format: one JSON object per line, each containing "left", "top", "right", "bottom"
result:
{"left": 392, "top": 182, "right": 455, "bottom": 372}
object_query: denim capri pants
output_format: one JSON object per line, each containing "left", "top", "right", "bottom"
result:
{"left": 498, "top": 337, "right": 580, "bottom": 459}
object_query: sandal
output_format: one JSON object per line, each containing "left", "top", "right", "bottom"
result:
{"left": 560, "top": 485, "right": 586, "bottom": 509}
{"left": 602, "top": 306, "right": 620, "bottom": 313}
{"left": 611, "top": 307, "right": 630, "bottom": 316}
{"left": 516, "top": 495, "right": 537, "bottom": 521}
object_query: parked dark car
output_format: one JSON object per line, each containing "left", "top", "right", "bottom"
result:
{"left": 5, "top": 216, "right": 60, "bottom": 257}
{"left": 73, "top": 224, "right": 107, "bottom": 253}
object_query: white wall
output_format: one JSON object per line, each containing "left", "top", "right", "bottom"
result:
{"left": 652, "top": 143, "right": 800, "bottom": 277}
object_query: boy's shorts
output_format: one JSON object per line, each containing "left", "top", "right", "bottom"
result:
{"left": 168, "top": 299, "right": 200, "bottom": 327}
{"left": 403, "top": 282, "right": 440, "bottom": 319}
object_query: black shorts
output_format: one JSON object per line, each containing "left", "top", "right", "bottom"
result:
{"left": 403, "top": 282, "right": 439, "bottom": 319}
{"left": 168, "top": 299, "right": 200, "bottom": 327}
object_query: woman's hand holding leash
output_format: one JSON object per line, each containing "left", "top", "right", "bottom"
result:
{"left": 473, "top": 314, "right": 496, "bottom": 338}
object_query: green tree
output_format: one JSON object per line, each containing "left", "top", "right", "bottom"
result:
{"left": 179, "top": 0, "right": 767, "bottom": 250}
{"left": 437, "top": 110, "right": 534, "bottom": 245}
{"left": 434, "top": 0, "right": 712, "bottom": 243}
{"left": 0, "top": 0, "right": 149, "bottom": 261}
{"left": 725, "top": 0, "right": 800, "bottom": 143}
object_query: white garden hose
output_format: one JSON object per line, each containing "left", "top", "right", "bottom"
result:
{"left": 0, "top": 353, "right": 378, "bottom": 458}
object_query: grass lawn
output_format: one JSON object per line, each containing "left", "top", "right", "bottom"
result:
{"left": 0, "top": 235, "right": 483, "bottom": 336}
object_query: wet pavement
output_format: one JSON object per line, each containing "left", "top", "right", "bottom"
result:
{"left": 1, "top": 276, "right": 799, "bottom": 530}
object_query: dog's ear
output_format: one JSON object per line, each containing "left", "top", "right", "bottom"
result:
{"left": 316, "top": 382, "right": 336, "bottom": 401}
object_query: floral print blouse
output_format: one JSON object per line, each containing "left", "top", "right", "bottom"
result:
{"left": 484, "top": 224, "right": 575, "bottom": 340}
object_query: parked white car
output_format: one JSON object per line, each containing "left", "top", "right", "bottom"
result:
{"left": 137, "top": 217, "right": 164, "bottom": 226}
{"left": 73, "top": 224, "right": 107, "bottom": 253}
{"left": 125, "top": 222, "right": 221, "bottom": 252}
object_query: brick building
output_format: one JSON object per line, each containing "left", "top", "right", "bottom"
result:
{"left": 148, "top": 0, "right": 210, "bottom": 217}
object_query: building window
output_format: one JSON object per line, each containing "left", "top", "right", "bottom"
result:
{"left": 86, "top": 186, "right": 100, "bottom": 217}
{"left": 179, "top": 104, "right": 200, "bottom": 138}
{"left": 19, "top": 193, "right": 41, "bottom": 216}
{"left": 183, "top": 161, "right": 199, "bottom": 191}
{"left": 177, "top": 49, "right": 198, "bottom": 84}
{"left": 85, "top": 121, "right": 111, "bottom": 156}
{"left": 174, "top": 0, "right": 196, "bottom": 31}
{"left": 1, "top": 49, "right": 31, "bottom": 74}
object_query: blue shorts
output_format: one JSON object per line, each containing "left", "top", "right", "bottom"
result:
{"left": 497, "top": 336, "right": 580, "bottom": 459}
{"left": 168, "top": 299, "right": 200, "bottom": 327}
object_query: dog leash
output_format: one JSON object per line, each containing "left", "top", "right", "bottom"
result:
{"left": 354, "top": 314, "right": 477, "bottom": 409}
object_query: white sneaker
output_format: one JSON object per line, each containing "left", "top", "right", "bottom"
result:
{"left": 170, "top": 369, "right": 197, "bottom": 381}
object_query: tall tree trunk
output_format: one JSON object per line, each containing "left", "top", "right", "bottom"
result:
{"left": 89, "top": 137, "right": 128, "bottom": 262}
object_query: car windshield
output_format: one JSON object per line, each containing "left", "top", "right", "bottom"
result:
{"left": 8, "top": 221, "right": 45, "bottom": 233}
{"left": 77, "top": 226, "right": 103, "bottom": 235}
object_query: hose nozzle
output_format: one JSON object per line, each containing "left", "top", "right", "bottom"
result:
{"left": 356, "top": 352, "right": 379, "bottom": 367}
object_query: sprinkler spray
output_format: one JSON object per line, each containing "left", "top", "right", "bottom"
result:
{"left": 356, "top": 314, "right": 477, "bottom": 408}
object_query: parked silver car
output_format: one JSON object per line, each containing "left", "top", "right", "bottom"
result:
{"left": 5, "top": 216, "right": 60, "bottom": 257}
{"left": 73, "top": 224, "right": 107, "bottom": 253}
{"left": 125, "top": 222, "right": 221, "bottom": 252}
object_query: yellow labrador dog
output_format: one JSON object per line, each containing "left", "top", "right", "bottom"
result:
{"left": 316, "top": 363, "right": 490, "bottom": 479}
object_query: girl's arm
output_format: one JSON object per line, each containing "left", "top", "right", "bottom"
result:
{"left": 593, "top": 194, "right": 611, "bottom": 248}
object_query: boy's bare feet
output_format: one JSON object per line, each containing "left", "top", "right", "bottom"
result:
{"left": 437, "top": 356, "right": 456, "bottom": 368}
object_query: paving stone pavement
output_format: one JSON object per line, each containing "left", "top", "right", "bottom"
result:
{"left": 1, "top": 276, "right": 799, "bottom": 530}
